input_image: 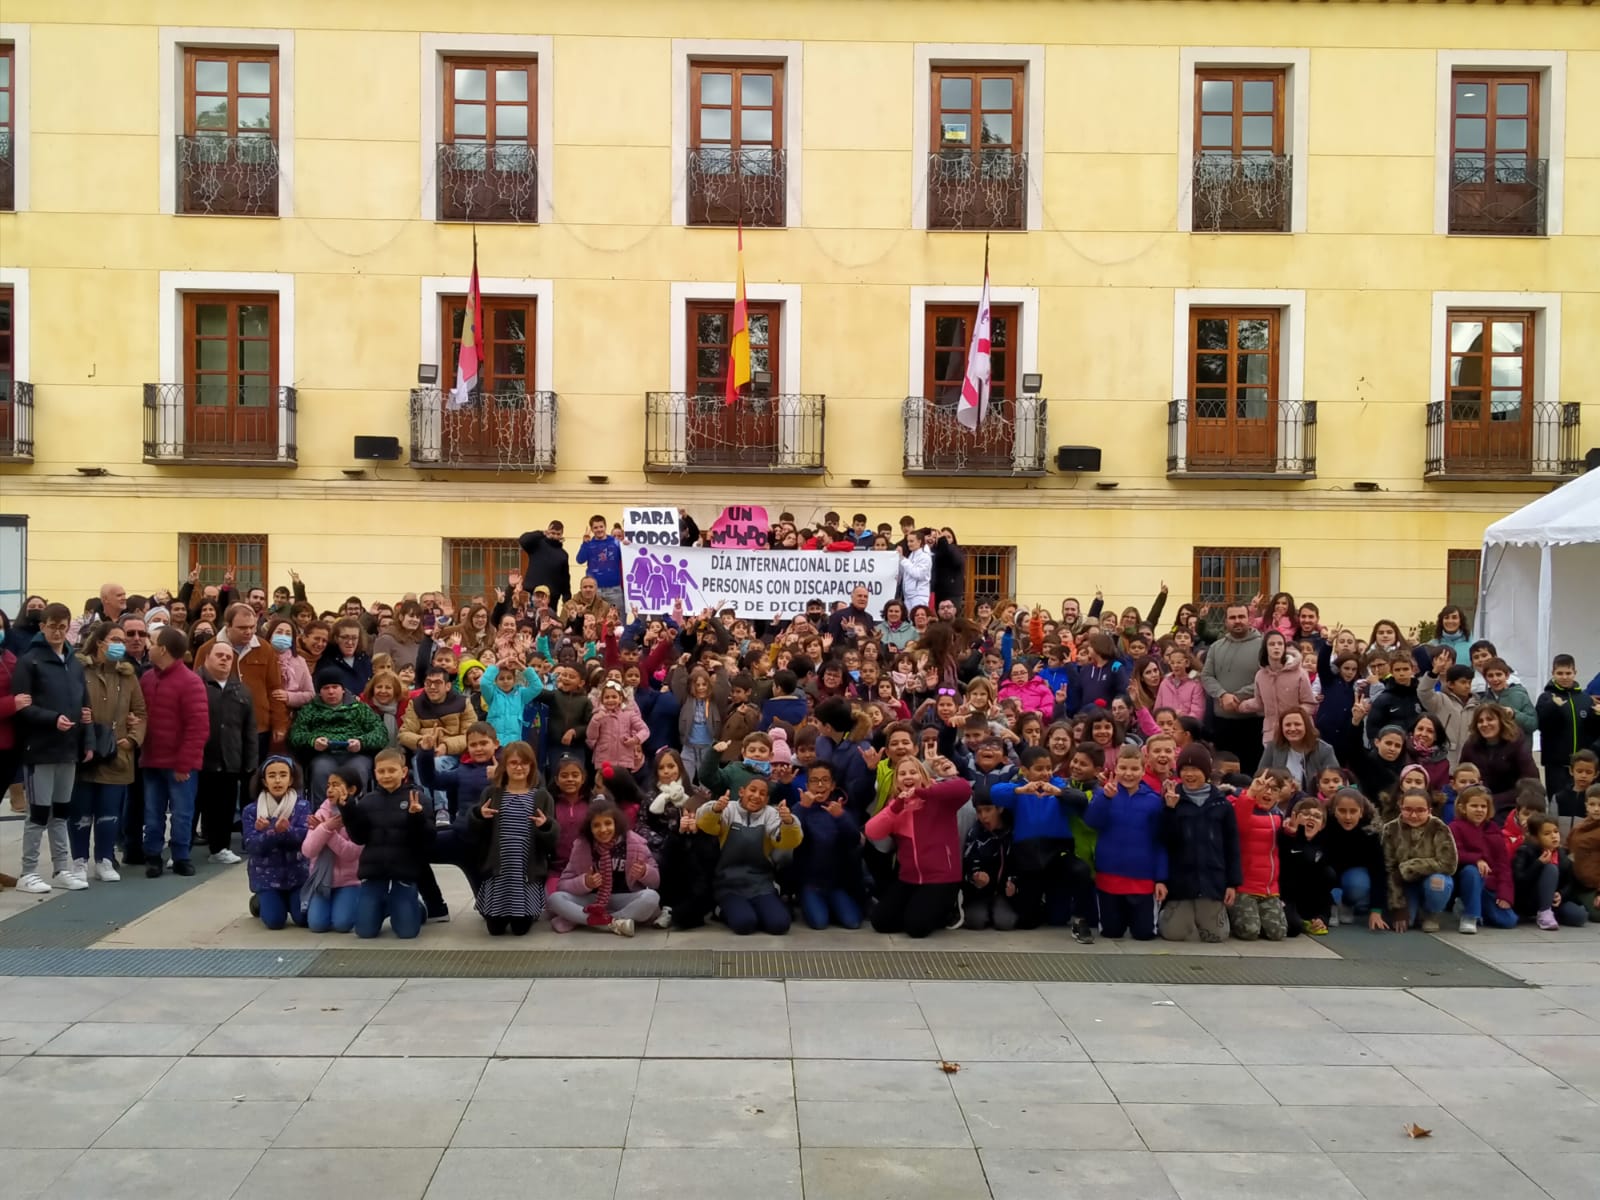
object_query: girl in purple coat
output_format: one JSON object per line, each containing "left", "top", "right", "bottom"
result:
{"left": 242, "top": 756, "right": 311, "bottom": 929}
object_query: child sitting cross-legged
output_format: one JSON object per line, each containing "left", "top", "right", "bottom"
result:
{"left": 242, "top": 756, "right": 311, "bottom": 930}
{"left": 1083, "top": 745, "right": 1167, "bottom": 941}
{"left": 550, "top": 792, "right": 662, "bottom": 936}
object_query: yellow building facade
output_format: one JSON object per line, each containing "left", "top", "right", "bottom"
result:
{"left": 0, "top": 0, "right": 1595, "bottom": 628}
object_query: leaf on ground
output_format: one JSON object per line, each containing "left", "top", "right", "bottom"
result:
{"left": 1403, "top": 1123, "right": 1432, "bottom": 1139}
{"left": 320, "top": 1006, "right": 341, "bottom": 1012}
{"left": 937, "top": 1060, "right": 962, "bottom": 1074}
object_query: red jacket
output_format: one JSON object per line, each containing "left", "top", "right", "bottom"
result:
{"left": 138, "top": 660, "right": 211, "bottom": 771}
{"left": 864, "top": 777, "right": 971, "bottom": 885}
{"left": 1450, "top": 817, "right": 1515, "bottom": 906}
{"left": 1231, "top": 791, "right": 1283, "bottom": 896}
{"left": 0, "top": 649, "right": 17, "bottom": 751}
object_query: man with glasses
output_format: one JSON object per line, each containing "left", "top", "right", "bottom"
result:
{"left": 10, "top": 603, "right": 91, "bottom": 893}
{"left": 118, "top": 615, "right": 152, "bottom": 672}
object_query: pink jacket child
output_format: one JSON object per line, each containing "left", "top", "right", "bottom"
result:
{"left": 1155, "top": 672, "right": 1206, "bottom": 722}
{"left": 301, "top": 799, "right": 363, "bottom": 890}
{"left": 547, "top": 790, "right": 591, "bottom": 893}
{"left": 1240, "top": 653, "right": 1316, "bottom": 745}
{"left": 998, "top": 673, "right": 1055, "bottom": 717}
{"left": 864, "top": 777, "right": 972, "bottom": 885}
{"left": 586, "top": 696, "right": 650, "bottom": 772}
{"left": 559, "top": 829, "right": 661, "bottom": 896}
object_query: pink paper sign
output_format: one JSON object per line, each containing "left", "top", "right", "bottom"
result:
{"left": 708, "top": 505, "right": 770, "bottom": 549}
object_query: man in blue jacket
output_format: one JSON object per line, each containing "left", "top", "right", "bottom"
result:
{"left": 576, "top": 514, "right": 624, "bottom": 617}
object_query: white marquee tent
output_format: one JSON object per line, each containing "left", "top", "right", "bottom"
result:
{"left": 1477, "top": 468, "right": 1600, "bottom": 682}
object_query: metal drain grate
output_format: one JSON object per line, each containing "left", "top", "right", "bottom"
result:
{"left": 0, "top": 947, "right": 320, "bottom": 977}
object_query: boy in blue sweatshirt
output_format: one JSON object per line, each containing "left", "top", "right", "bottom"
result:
{"left": 760, "top": 668, "right": 811, "bottom": 732}
{"left": 1084, "top": 744, "right": 1169, "bottom": 941}
{"left": 989, "top": 746, "right": 1095, "bottom": 943}
{"left": 575, "top": 515, "right": 624, "bottom": 615}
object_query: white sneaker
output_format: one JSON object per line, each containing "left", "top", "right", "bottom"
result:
{"left": 71, "top": 858, "right": 90, "bottom": 883}
{"left": 17, "top": 873, "right": 51, "bottom": 894}
{"left": 52, "top": 870, "right": 89, "bottom": 891}
{"left": 210, "top": 849, "right": 242, "bottom": 865}
{"left": 653, "top": 906, "right": 674, "bottom": 930}
{"left": 611, "top": 917, "right": 636, "bottom": 938}
{"left": 95, "top": 860, "right": 121, "bottom": 882}
{"left": 1458, "top": 916, "right": 1478, "bottom": 935}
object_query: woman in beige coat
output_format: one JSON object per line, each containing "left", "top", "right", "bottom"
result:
{"left": 70, "top": 621, "right": 147, "bottom": 881}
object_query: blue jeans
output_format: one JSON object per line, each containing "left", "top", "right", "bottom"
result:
{"left": 355, "top": 879, "right": 424, "bottom": 939}
{"left": 69, "top": 780, "right": 126, "bottom": 863}
{"left": 799, "top": 886, "right": 862, "bottom": 931}
{"left": 1454, "top": 866, "right": 1519, "bottom": 927}
{"left": 142, "top": 769, "right": 199, "bottom": 862}
{"left": 306, "top": 885, "right": 361, "bottom": 933}
{"left": 1332, "top": 867, "right": 1372, "bottom": 914}
{"left": 429, "top": 755, "right": 459, "bottom": 815}
{"left": 1403, "top": 873, "right": 1454, "bottom": 922}
{"left": 256, "top": 887, "right": 308, "bottom": 931}
{"left": 719, "top": 890, "right": 790, "bottom": 935}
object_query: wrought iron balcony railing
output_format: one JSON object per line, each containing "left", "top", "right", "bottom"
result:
{"left": 687, "top": 147, "right": 787, "bottom": 227}
{"left": 176, "top": 135, "right": 280, "bottom": 216}
{"left": 901, "top": 395, "right": 1047, "bottom": 476}
{"left": 436, "top": 141, "right": 538, "bottom": 223}
{"left": 409, "top": 386, "right": 557, "bottom": 472}
{"left": 1167, "top": 398, "right": 1317, "bottom": 478}
{"left": 1447, "top": 155, "right": 1548, "bottom": 237}
{"left": 1425, "top": 399, "right": 1578, "bottom": 480}
{"left": 1192, "top": 155, "right": 1292, "bottom": 233}
{"left": 926, "top": 150, "right": 1028, "bottom": 231}
{"left": 0, "top": 130, "right": 13, "bottom": 211}
{"left": 644, "top": 391, "right": 824, "bottom": 473}
{"left": 0, "top": 381, "right": 33, "bottom": 460}
{"left": 143, "top": 383, "right": 297, "bottom": 465}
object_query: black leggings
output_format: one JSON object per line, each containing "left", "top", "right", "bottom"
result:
{"left": 871, "top": 879, "right": 960, "bottom": 939}
{"left": 485, "top": 915, "right": 534, "bottom": 936}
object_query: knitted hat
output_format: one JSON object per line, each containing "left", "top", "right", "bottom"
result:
{"left": 314, "top": 666, "right": 344, "bottom": 691}
{"left": 1176, "top": 744, "right": 1214, "bottom": 776}
{"left": 457, "top": 658, "right": 485, "bottom": 688}
{"left": 768, "top": 727, "right": 793, "bottom": 766}
{"left": 145, "top": 606, "right": 171, "bottom": 625}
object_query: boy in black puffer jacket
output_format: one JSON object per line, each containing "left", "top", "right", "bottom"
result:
{"left": 343, "top": 748, "right": 435, "bottom": 939}
{"left": 962, "top": 784, "right": 1017, "bottom": 931}
{"left": 1157, "top": 745, "right": 1241, "bottom": 943}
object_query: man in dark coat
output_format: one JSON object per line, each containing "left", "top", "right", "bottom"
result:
{"left": 930, "top": 527, "right": 966, "bottom": 614}
{"left": 196, "top": 640, "right": 259, "bottom": 864}
{"left": 519, "top": 522, "right": 573, "bottom": 607}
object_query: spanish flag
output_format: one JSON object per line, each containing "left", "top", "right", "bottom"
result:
{"left": 724, "top": 223, "right": 751, "bottom": 406}
{"left": 448, "top": 231, "right": 484, "bottom": 410}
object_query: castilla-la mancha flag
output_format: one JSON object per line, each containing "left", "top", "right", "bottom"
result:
{"left": 724, "top": 224, "right": 751, "bottom": 406}
{"left": 449, "top": 233, "right": 484, "bottom": 410}
{"left": 956, "top": 244, "right": 992, "bottom": 433}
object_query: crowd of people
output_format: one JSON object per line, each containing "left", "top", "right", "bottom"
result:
{"left": 2, "top": 506, "right": 1598, "bottom": 947}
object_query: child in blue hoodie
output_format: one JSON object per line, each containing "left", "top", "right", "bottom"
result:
{"left": 481, "top": 656, "right": 543, "bottom": 747}
{"left": 1084, "top": 745, "right": 1169, "bottom": 941}
{"left": 989, "top": 746, "right": 1096, "bottom": 943}
{"left": 788, "top": 760, "right": 865, "bottom": 930}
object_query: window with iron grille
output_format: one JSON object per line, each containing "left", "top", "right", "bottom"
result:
{"left": 1446, "top": 549, "right": 1481, "bottom": 627}
{"left": 184, "top": 534, "right": 268, "bottom": 594}
{"left": 445, "top": 538, "right": 523, "bottom": 604}
{"left": 963, "top": 545, "right": 1016, "bottom": 612}
{"left": 1192, "top": 546, "right": 1277, "bottom": 607}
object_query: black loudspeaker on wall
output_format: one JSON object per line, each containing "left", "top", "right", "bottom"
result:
{"left": 353, "top": 436, "right": 403, "bottom": 461}
{"left": 1055, "top": 446, "right": 1102, "bottom": 473}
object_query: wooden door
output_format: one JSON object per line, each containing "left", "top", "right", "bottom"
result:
{"left": 1188, "top": 308, "right": 1277, "bottom": 469}
{"left": 442, "top": 296, "right": 536, "bottom": 463}
{"left": 184, "top": 294, "right": 278, "bottom": 455}
{"left": 923, "top": 303, "right": 1017, "bottom": 467}
{"left": 685, "top": 300, "right": 780, "bottom": 464}
{"left": 1445, "top": 310, "right": 1533, "bottom": 470}
{"left": 1450, "top": 73, "right": 1539, "bottom": 232}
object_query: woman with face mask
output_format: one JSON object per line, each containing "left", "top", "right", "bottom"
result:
{"left": 267, "top": 617, "right": 314, "bottom": 710}
{"left": 69, "top": 622, "right": 149, "bottom": 882}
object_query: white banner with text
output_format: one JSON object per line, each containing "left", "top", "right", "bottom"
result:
{"left": 622, "top": 546, "right": 898, "bottom": 618}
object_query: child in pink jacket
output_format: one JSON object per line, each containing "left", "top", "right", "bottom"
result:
{"left": 1240, "top": 634, "right": 1316, "bottom": 746}
{"left": 586, "top": 680, "right": 650, "bottom": 771}
{"left": 998, "top": 662, "right": 1055, "bottom": 717}
{"left": 1156, "top": 646, "right": 1206, "bottom": 721}
{"left": 300, "top": 766, "right": 364, "bottom": 932}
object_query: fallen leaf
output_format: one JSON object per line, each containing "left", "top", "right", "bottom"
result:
{"left": 743, "top": 1106, "right": 765, "bottom": 1115}
{"left": 937, "top": 1060, "right": 961, "bottom": 1074}
{"left": 320, "top": 1006, "right": 341, "bottom": 1012}
{"left": 1151, "top": 1000, "right": 1176, "bottom": 1007}
{"left": 1404, "top": 1123, "right": 1432, "bottom": 1139}
{"left": 233, "top": 1095, "right": 246, "bottom": 1102}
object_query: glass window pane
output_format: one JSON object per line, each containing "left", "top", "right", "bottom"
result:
{"left": 741, "top": 73, "right": 772, "bottom": 106}
{"left": 495, "top": 69, "right": 528, "bottom": 101}
{"left": 494, "top": 309, "right": 527, "bottom": 341}
{"left": 240, "top": 379, "right": 269, "bottom": 407}
{"left": 1238, "top": 388, "right": 1269, "bottom": 418}
{"left": 196, "top": 340, "right": 227, "bottom": 370}
{"left": 1494, "top": 119, "right": 1527, "bottom": 151}
{"left": 1450, "top": 320, "right": 1485, "bottom": 353}
{"left": 454, "top": 104, "right": 486, "bottom": 137}
{"left": 741, "top": 109, "right": 772, "bottom": 142}
{"left": 981, "top": 114, "right": 1012, "bottom": 145}
{"left": 939, "top": 116, "right": 971, "bottom": 145}
{"left": 1195, "top": 318, "right": 1230, "bottom": 350}
{"left": 980, "top": 77, "right": 1013, "bottom": 109}
{"left": 194, "top": 60, "right": 229, "bottom": 92}
{"left": 700, "top": 73, "right": 732, "bottom": 105}
{"left": 751, "top": 347, "right": 769, "bottom": 374}
{"left": 495, "top": 105, "right": 528, "bottom": 138}
{"left": 237, "top": 96, "right": 271, "bottom": 130}
{"left": 748, "top": 313, "right": 769, "bottom": 345}
{"left": 697, "top": 312, "right": 727, "bottom": 343}
{"left": 1490, "top": 390, "right": 1523, "bottom": 418}
{"left": 1449, "top": 355, "right": 1477, "bottom": 387}
{"left": 194, "top": 98, "right": 229, "bottom": 130}
{"left": 1454, "top": 117, "right": 1485, "bottom": 150}
{"left": 237, "top": 61, "right": 271, "bottom": 94}
{"left": 1490, "top": 321, "right": 1524, "bottom": 353}
{"left": 933, "top": 349, "right": 963, "bottom": 391}
{"left": 196, "top": 377, "right": 228, "bottom": 406}
{"left": 196, "top": 304, "right": 228, "bottom": 335}
{"left": 494, "top": 342, "right": 526, "bottom": 378}
{"left": 939, "top": 76, "right": 972, "bottom": 110}
{"left": 1200, "top": 115, "right": 1233, "bottom": 148}
{"left": 1450, "top": 392, "right": 1482, "bottom": 422}
{"left": 1454, "top": 82, "right": 1487, "bottom": 115}
{"left": 1240, "top": 115, "right": 1273, "bottom": 148}
{"left": 1199, "top": 79, "right": 1232, "bottom": 112}
{"left": 0, "top": 57, "right": 9, "bottom": 86}
{"left": 0, "top": 94, "right": 8, "bottom": 125}
{"left": 934, "top": 316, "right": 966, "bottom": 347}
{"left": 239, "top": 306, "right": 271, "bottom": 337}
{"left": 991, "top": 316, "right": 1008, "bottom": 349}
{"left": 700, "top": 109, "right": 731, "bottom": 141}
{"left": 1496, "top": 83, "right": 1528, "bottom": 116}
{"left": 1195, "top": 354, "right": 1227, "bottom": 384}
{"left": 240, "top": 340, "right": 269, "bottom": 371}
{"left": 1490, "top": 358, "right": 1522, "bottom": 388}
{"left": 696, "top": 347, "right": 723, "bottom": 379}
{"left": 1237, "top": 319, "right": 1270, "bottom": 351}
{"left": 1241, "top": 80, "right": 1274, "bottom": 112}
{"left": 454, "top": 68, "right": 486, "bottom": 100}
{"left": 1238, "top": 355, "right": 1269, "bottom": 385}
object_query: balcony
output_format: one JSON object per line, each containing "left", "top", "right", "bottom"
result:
{"left": 1167, "top": 399, "right": 1316, "bottom": 479}
{"left": 143, "top": 383, "right": 297, "bottom": 466}
{"left": 687, "top": 147, "right": 787, "bottom": 227}
{"left": 1448, "top": 155, "right": 1548, "bottom": 237}
{"left": 176, "top": 135, "right": 280, "bottom": 216}
{"left": 926, "top": 150, "right": 1027, "bottom": 231}
{"left": 0, "top": 382, "right": 33, "bottom": 461}
{"left": 409, "top": 387, "right": 557, "bottom": 472}
{"left": 644, "top": 391, "right": 824, "bottom": 473}
{"left": 1425, "top": 399, "right": 1579, "bottom": 481}
{"left": 0, "top": 129, "right": 12, "bottom": 211}
{"left": 1192, "top": 155, "right": 1292, "bottom": 233}
{"left": 902, "top": 395, "right": 1047, "bottom": 476}
{"left": 436, "top": 141, "right": 538, "bottom": 223}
